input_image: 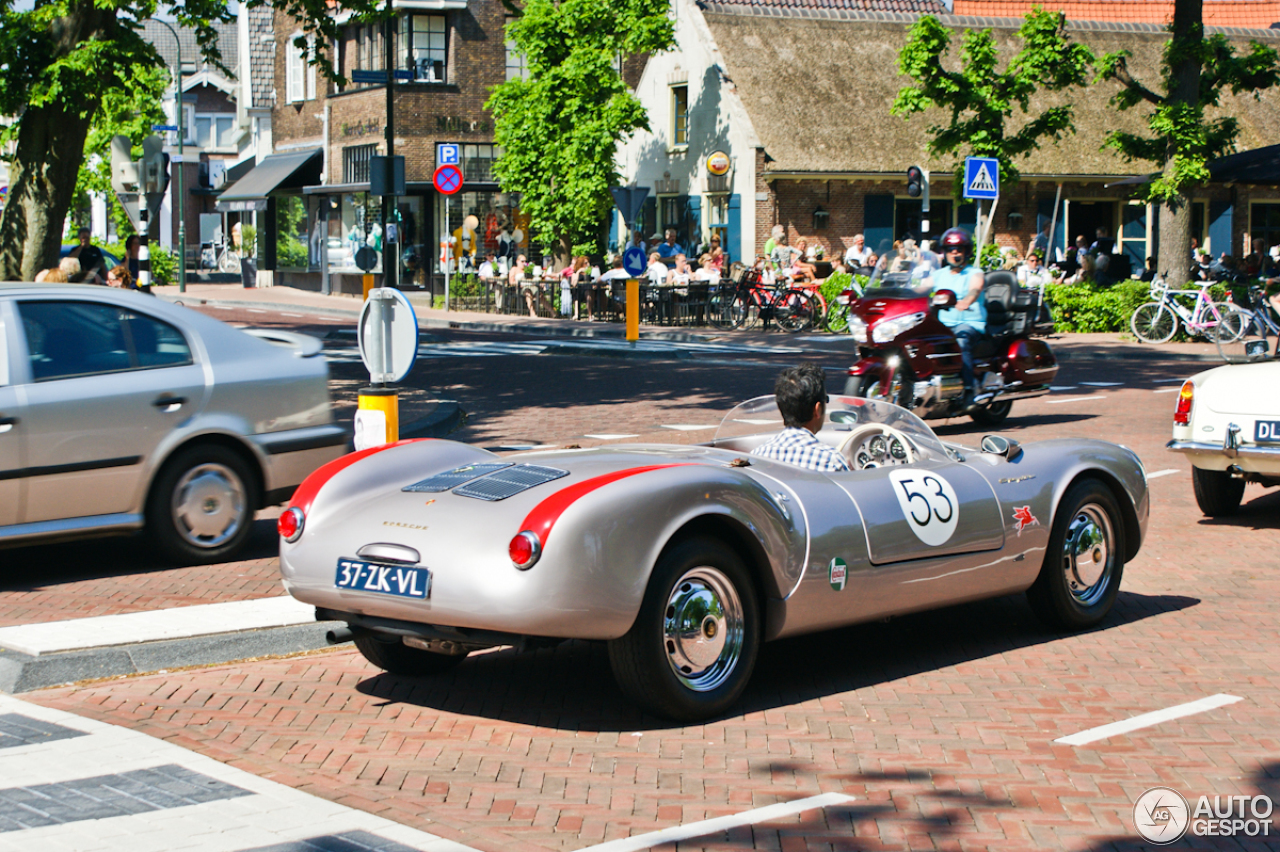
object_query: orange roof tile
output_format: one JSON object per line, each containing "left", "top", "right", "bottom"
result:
{"left": 951, "top": 1, "right": 1280, "bottom": 29}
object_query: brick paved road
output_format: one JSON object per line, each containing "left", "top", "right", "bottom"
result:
{"left": 21, "top": 320, "right": 1280, "bottom": 851}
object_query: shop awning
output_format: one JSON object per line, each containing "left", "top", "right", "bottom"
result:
{"left": 216, "top": 149, "right": 323, "bottom": 212}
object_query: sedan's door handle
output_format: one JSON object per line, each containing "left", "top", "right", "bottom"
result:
{"left": 152, "top": 395, "right": 186, "bottom": 412}
{"left": 0, "top": 415, "right": 16, "bottom": 433}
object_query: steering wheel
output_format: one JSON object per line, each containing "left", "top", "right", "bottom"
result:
{"left": 838, "top": 424, "right": 917, "bottom": 470}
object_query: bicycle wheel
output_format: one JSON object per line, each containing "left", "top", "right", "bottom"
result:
{"left": 1130, "top": 302, "right": 1177, "bottom": 344}
{"left": 219, "top": 250, "right": 240, "bottom": 274}
{"left": 775, "top": 289, "right": 817, "bottom": 333}
{"left": 708, "top": 290, "right": 747, "bottom": 330}
{"left": 1207, "top": 304, "right": 1246, "bottom": 343}
{"left": 825, "top": 301, "right": 850, "bottom": 334}
{"left": 1215, "top": 308, "right": 1275, "bottom": 363}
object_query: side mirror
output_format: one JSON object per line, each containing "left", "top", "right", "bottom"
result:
{"left": 932, "top": 289, "right": 957, "bottom": 309}
{"left": 980, "top": 434, "right": 1022, "bottom": 460}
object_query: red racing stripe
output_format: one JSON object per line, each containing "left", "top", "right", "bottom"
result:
{"left": 519, "top": 464, "right": 696, "bottom": 547}
{"left": 288, "top": 439, "right": 430, "bottom": 515}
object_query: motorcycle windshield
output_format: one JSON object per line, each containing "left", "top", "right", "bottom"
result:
{"left": 712, "top": 394, "right": 950, "bottom": 462}
{"left": 867, "top": 246, "right": 939, "bottom": 291}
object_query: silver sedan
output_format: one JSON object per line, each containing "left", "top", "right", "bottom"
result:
{"left": 0, "top": 284, "right": 347, "bottom": 563}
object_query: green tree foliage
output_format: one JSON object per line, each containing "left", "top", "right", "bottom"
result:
{"left": 487, "top": 0, "right": 675, "bottom": 266}
{"left": 1096, "top": 0, "right": 1280, "bottom": 285}
{"left": 0, "top": 0, "right": 376, "bottom": 280}
{"left": 892, "top": 9, "right": 1094, "bottom": 196}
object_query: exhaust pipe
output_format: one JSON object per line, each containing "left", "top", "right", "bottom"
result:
{"left": 325, "top": 626, "right": 356, "bottom": 645}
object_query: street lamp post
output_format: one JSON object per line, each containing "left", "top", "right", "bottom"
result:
{"left": 153, "top": 18, "right": 187, "bottom": 293}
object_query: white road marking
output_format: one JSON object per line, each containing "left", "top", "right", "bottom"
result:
{"left": 584, "top": 434, "right": 640, "bottom": 440}
{"left": 1080, "top": 381, "right": 1123, "bottom": 386}
{"left": 661, "top": 424, "right": 718, "bottom": 431}
{"left": 577, "top": 792, "right": 856, "bottom": 852}
{"left": 1147, "top": 469, "right": 1180, "bottom": 479}
{"left": 1049, "top": 385, "right": 1077, "bottom": 391}
{"left": 1154, "top": 387, "right": 1181, "bottom": 393}
{"left": 1054, "top": 694, "right": 1243, "bottom": 746}
{"left": 0, "top": 596, "right": 314, "bottom": 656}
{"left": 247, "top": 308, "right": 267, "bottom": 314}
{"left": 1044, "top": 394, "right": 1106, "bottom": 405}
{"left": 283, "top": 312, "right": 303, "bottom": 318}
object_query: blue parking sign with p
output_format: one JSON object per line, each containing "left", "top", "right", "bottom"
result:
{"left": 437, "top": 144, "right": 460, "bottom": 166}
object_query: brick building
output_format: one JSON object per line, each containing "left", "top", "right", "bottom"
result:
{"left": 226, "top": 0, "right": 526, "bottom": 291}
{"left": 619, "top": 0, "right": 1280, "bottom": 273}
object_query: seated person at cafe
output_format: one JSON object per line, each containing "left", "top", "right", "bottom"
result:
{"left": 646, "top": 252, "right": 668, "bottom": 285}
{"left": 750, "top": 364, "right": 849, "bottom": 472}
{"left": 656, "top": 229, "right": 684, "bottom": 264}
{"left": 666, "top": 254, "right": 692, "bottom": 288}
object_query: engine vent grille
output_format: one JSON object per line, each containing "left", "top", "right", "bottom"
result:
{"left": 452, "top": 465, "right": 569, "bottom": 501}
{"left": 403, "top": 463, "right": 513, "bottom": 493}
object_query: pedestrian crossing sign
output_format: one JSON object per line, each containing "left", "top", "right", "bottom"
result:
{"left": 964, "top": 157, "right": 999, "bottom": 200}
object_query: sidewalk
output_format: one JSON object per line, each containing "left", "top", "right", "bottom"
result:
{"left": 159, "top": 282, "right": 1232, "bottom": 362}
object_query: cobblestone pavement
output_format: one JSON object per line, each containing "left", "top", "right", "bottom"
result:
{"left": 18, "top": 306, "right": 1280, "bottom": 851}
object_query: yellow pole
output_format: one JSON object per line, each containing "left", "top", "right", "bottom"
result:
{"left": 626, "top": 278, "right": 639, "bottom": 342}
{"left": 357, "top": 387, "right": 399, "bottom": 445}
{"left": 363, "top": 273, "right": 375, "bottom": 301}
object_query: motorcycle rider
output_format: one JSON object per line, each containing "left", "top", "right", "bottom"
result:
{"left": 920, "top": 228, "right": 986, "bottom": 407}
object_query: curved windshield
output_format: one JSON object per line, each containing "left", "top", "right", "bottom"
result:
{"left": 713, "top": 394, "right": 950, "bottom": 462}
{"left": 868, "top": 240, "right": 939, "bottom": 290}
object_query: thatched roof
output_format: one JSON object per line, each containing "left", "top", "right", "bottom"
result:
{"left": 701, "top": 6, "right": 1280, "bottom": 177}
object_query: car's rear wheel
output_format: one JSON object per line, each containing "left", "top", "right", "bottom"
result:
{"left": 148, "top": 444, "right": 257, "bottom": 564}
{"left": 1191, "top": 466, "right": 1245, "bottom": 516}
{"left": 608, "top": 537, "right": 759, "bottom": 721}
{"left": 1027, "top": 479, "right": 1125, "bottom": 630}
{"left": 353, "top": 633, "right": 469, "bottom": 676}
{"left": 969, "top": 400, "right": 1013, "bottom": 426}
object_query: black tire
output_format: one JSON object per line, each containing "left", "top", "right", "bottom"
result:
{"left": 824, "top": 301, "right": 850, "bottom": 334}
{"left": 1027, "top": 479, "right": 1126, "bottom": 631}
{"left": 147, "top": 444, "right": 258, "bottom": 565}
{"left": 856, "top": 369, "right": 914, "bottom": 409}
{"left": 969, "top": 400, "right": 1013, "bottom": 427}
{"left": 708, "top": 290, "right": 745, "bottom": 330}
{"left": 1130, "top": 302, "right": 1177, "bottom": 344}
{"left": 776, "top": 289, "right": 817, "bottom": 333}
{"left": 1191, "top": 466, "right": 1245, "bottom": 517}
{"left": 354, "top": 633, "right": 469, "bottom": 676}
{"left": 608, "top": 537, "right": 760, "bottom": 722}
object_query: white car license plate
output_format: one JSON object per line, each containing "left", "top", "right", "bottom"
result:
{"left": 335, "top": 558, "right": 431, "bottom": 599}
{"left": 1255, "top": 420, "right": 1280, "bottom": 443}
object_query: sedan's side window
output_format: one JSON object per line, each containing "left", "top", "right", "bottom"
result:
{"left": 0, "top": 310, "right": 9, "bottom": 386}
{"left": 17, "top": 301, "right": 191, "bottom": 382}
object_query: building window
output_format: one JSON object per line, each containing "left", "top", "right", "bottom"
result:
{"left": 672, "top": 85, "right": 688, "bottom": 147}
{"left": 195, "top": 114, "right": 237, "bottom": 150}
{"left": 1251, "top": 203, "right": 1280, "bottom": 255}
{"left": 400, "top": 14, "right": 447, "bottom": 83}
{"left": 505, "top": 16, "right": 526, "bottom": 81}
{"left": 343, "top": 144, "right": 377, "bottom": 184}
{"left": 286, "top": 33, "right": 316, "bottom": 102}
{"left": 348, "top": 23, "right": 383, "bottom": 90}
{"left": 463, "top": 144, "right": 502, "bottom": 182}
{"left": 707, "top": 194, "right": 729, "bottom": 248}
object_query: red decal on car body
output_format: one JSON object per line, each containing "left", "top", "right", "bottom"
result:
{"left": 519, "top": 464, "right": 696, "bottom": 547}
{"left": 289, "top": 439, "right": 430, "bottom": 515}
{"left": 1012, "top": 505, "right": 1039, "bottom": 532}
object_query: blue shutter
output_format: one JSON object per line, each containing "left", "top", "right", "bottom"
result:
{"left": 1209, "top": 200, "right": 1233, "bottom": 256}
{"left": 957, "top": 202, "right": 978, "bottom": 234}
{"left": 864, "top": 194, "right": 894, "bottom": 256}
{"left": 607, "top": 210, "right": 619, "bottom": 252}
{"left": 686, "top": 196, "right": 701, "bottom": 253}
{"left": 727, "top": 194, "right": 741, "bottom": 264}
{"left": 641, "top": 197, "right": 657, "bottom": 240}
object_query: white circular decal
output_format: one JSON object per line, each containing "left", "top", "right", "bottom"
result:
{"left": 889, "top": 469, "right": 959, "bottom": 546}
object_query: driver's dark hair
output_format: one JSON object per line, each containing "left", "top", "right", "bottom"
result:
{"left": 775, "top": 363, "right": 827, "bottom": 428}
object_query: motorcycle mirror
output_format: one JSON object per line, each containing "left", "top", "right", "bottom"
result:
{"left": 980, "top": 435, "right": 1022, "bottom": 460}
{"left": 932, "top": 289, "right": 957, "bottom": 309}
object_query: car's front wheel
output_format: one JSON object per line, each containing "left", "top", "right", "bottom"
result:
{"left": 1027, "top": 479, "right": 1125, "bottom": 630}
{"left": 147, "top": 444, "right": 257, "bottom": 564}
{"left": 353, "top": 633, "right": 469, "bottom": 676}
{"left": 608, "top": 537, "right": 759, "bottom": 721}
{"left": 1191, "top": 466, "right": 1245, "bottom": 516}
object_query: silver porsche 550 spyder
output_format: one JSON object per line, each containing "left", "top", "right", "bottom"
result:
{"left": 279, "top": 396, "right": 1149, "bottom": 721}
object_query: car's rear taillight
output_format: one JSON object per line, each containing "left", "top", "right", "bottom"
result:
{"left": 1174, "top": 381, "right": 1194, "bottom": 426}
{"left": 278, "top": 507, "right": 305, "bottom": 542}
{"left": 509, "top": 530, "right": 541, "bottom": 569}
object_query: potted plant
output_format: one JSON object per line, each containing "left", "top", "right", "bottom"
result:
{"left": 237, "top": 223, "right": 258, "bottom": 288}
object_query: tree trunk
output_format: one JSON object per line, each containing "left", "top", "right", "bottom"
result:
{"left": 1158, "top": 0, "right": 1203, "bottom": 288}
{"left": 554, "top": 232, "right": 572, "bottom": 272}
{"left": 0, "top": 103, "right": 96, "bottom": 280}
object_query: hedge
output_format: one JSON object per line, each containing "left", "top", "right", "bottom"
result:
{"left": 1045, "top": 279, "right": 1231, "bottom": 333}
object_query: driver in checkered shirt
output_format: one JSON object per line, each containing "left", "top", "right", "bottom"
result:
{"left": 750, "top": 364, "right": 850, "bottom": 472}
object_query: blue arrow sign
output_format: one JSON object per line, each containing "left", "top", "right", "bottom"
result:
{"left": 623, "top": 246, "right": 647, "bottom": 277}
{"left": 963, "top": 157, "right": 999, "bottom": 200}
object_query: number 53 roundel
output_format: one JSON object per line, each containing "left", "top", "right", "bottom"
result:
{"left": 889, "top": 469, "right": 960, "bottom": 546}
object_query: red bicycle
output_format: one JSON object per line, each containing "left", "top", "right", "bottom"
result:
{"left": 708, "top": 267, "right": 817, "bottom": 332}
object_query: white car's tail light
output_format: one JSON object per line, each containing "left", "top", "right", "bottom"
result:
{"left": 278, "top": 506, "right": 305, "bottom": 542}
{"left": 509, "top": 530, "right": 541, "bottom": 569}
{"left": 1174, "top": 381, "right": 1194, "bottom": 426}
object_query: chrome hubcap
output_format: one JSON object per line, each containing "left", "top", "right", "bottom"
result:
{"left": 173, "top": 463, "right": 246, "bottom": 548}
{"left": 663, "top": 567, "right": 744, "bottom": 692}
{"left": 1062, "top": 503, "right": 1113, "bottom": 606}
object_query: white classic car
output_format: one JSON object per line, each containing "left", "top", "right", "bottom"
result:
{"left": 1167, "top": 360, "right": 1280, "bottom": 515}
